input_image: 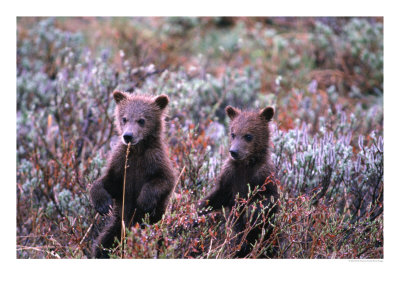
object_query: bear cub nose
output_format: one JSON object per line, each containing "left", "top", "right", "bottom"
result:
{"left": 229, "top": 150, "right": 239, "bottom": 159}
{"left": 123, "top": 132, "right": 134, "bottom": 144}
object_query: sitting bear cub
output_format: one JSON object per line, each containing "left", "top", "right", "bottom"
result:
{"left": 199, "top": 105, "right": 279, "bottom": 258}
{"left": 90, "top": 91, "right": 176, "bottom": 258}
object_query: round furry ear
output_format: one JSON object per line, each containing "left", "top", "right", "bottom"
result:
{"left": 153, "top": 94, "right": 169, "bottom": 110}
{"left": 225, "top": 106, "right": 240, "bottom": 120}
{"left": 260, "top": 106, "right": 274, "bottom": 122}
{"left": 113, "top": 90, "right": 127, "bottom": 104}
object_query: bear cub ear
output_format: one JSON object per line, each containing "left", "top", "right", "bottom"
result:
{"left": 153, "top": 94, "right": 169, "bottom": 110}
{"left": 260, "top": 106, "right": 274, "bottom": 122}
{"left": 225, "top": 106, "right": 241, "bottom": 120}
{"left": 113, "top": 90, "right": 127, "bottom": 104}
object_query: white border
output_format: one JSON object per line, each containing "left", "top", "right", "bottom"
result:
{"left": 4, "top": 1, "right": 398, "bottom": 299}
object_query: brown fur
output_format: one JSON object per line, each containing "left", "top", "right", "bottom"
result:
{"left": 199, "top": 105, "right": 278, "bottom": 257}
{"left": 90, "top": 91, "right": 176, "bottom": 258}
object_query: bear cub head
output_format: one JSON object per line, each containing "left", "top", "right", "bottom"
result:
{"left": 113, "top": 91, "right": 169, "bottom": 146}
{"left": 225, "top": 105, "right": 274, "bottom": 162}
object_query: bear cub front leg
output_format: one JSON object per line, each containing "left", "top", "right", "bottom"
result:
{"left": 90, "top": 178, "right": 113, "bottom": 216}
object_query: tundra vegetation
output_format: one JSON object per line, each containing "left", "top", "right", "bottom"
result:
{"left": 17, "top": 17, "right": 383, "bottom": 258}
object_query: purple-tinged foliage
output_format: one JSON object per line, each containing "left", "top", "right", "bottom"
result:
{"left": 17, "top": 17, "right": 383, "bottom": 258}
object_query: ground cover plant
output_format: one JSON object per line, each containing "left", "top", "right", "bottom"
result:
{"left": 16, "top": 17, "right": 383, "bottom": 258}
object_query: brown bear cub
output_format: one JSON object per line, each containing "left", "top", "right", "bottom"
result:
{"left": 90, "top": 91, "right": 176, "bottom": 258}
{"left": 199, "top": 105, "right": 279, "bottom": 258}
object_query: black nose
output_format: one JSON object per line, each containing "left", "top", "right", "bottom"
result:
{"left": 229, "top": 150, "right": 239, "bottom": 159}
{"left": 123, "top": 132, "right": 134, "bottom": 144}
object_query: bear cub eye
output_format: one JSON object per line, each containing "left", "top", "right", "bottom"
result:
{"left": 122, "top": 117, "right": 127, "bottom": 124}
{"left": 231, "top": 133, "right": 236, "bottom": 139}
{"left": 244, "top": 134, "right": 253, "bottom": 142}
{"left": 137, "top": 118, "right": 145, "bottom": 126}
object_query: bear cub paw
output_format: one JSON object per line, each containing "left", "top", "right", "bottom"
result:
{"left": 93, "top": 193, "right": 113, "bottom": 216}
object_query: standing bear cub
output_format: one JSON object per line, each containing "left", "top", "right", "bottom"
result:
{"left": 90, "top": 91, "right": 176, "bottom": 258}
{"left": 199, "top": 105, "right": 279, "bottom": 258}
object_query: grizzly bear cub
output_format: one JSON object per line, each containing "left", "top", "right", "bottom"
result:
{"left": 199, "top": 105, "right": 279, "bottom": 258}
{"left": 90, "top": 91, "right": 176, "bottom": 258}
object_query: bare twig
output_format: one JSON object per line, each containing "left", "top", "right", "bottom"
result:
{"left": 121, "top": 142, "right": 131, "bottom": 258}
{"left": 73, "top": 212, "right": 99, "bottom": 257}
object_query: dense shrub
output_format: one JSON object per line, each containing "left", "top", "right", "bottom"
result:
{"left": 16, "top": 17, "right": 383, "bottom": 259}
{"left": 311, "top": 18, "right": 383, "bottom": 93}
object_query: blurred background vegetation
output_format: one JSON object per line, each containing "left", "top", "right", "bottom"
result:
{"left": 16, "top": 17, "right": 383, "bottom": 258}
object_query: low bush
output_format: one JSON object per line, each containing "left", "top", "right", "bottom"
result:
{"left": 16, "top": 17, "right": 383, "bottom": 259}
